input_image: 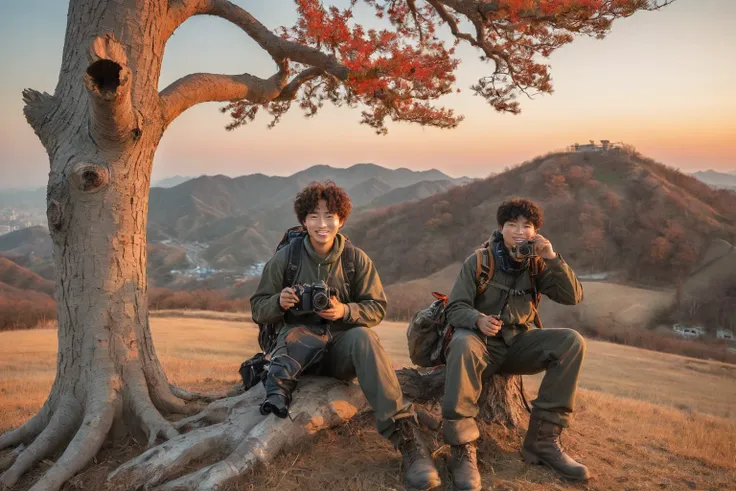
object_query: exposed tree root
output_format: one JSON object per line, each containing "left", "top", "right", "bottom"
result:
{"left": 173, "top": 386, "right": 266, "bottom": 432}
{"left": 0, "top": 397, "right": 80, "bottom": 488}
{"left": 2, "top": 365, "right": 525, "bottom": 491}
{"left": 169, "top": 386, "right": 221, "bottom": 404}
{"left": 0, "top": 367, "right": 207, "bottom": 490}
{"left": 108, "top": 377, "right": 368, "bottom": 491}
{"left": 0, "top": 402, "right": 53, "bottom": 452}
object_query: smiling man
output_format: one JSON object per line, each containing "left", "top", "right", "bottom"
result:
{"left": 442, "top": 198, "right": 587, "bottom": 491}
{"left": 250, "top": 181, "right": 441, "bottom": 491}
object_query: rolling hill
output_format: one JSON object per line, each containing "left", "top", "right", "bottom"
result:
{"left": 0, "top": 256, "right": 55, "bottom": 295}
{"left": 347, "top": 148, "right": 736, "bottom": 286}
{"left": 0, "top": 226, "right": 52, "bottom": 258}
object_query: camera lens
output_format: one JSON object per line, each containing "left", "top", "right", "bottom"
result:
{"left": 518, "top": 244, "right": 531, "bottom": 256}
{"left": 312, "top": 292, "right": 330, "bottom": 311}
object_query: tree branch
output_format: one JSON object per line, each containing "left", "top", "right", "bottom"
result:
{"left": 275, "top": 67, "right": 325, "bottom": 102}
{"left": 22, "top": 89, "right": 58, "bottom": 150}
{"left": 84, "top": 34, "right": 139, "bottom": 148}
{"left": 168, "top": 0, "right": 348, "bottom": 80}
{"left": 161, "top": 0, "right": 350, "bottom": 126}
{"left": 159, "top": 60, "right": 290, "bottom": 127}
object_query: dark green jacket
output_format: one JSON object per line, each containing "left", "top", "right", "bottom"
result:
{"left": 250, "top": 233, "right": 387, "bottom": 332}
{"left": 445, "top": 249, "right": 583, "bottom": 344}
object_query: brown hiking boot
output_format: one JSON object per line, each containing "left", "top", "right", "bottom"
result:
{"left": 448, "top": 443, "right": 482, "bottom": 491}
{"left": 392, "top": 417, "right": 441, "bottom": 490}
{"left": 522, "top": 414, "right": 590, "bottom": 482}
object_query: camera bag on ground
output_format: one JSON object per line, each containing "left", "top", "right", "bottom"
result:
{"left": 239, "top": 226, "right": 357, "bottom": 391}
{"left": 406, "top": 236, "right": 544, "bottom": 368}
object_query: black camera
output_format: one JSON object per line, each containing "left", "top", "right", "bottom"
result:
{"left": 292, "top": 281, "right": 337, "bottom": 313}
{"left": 510, "top": 240, "right": 537, "bottom": 260}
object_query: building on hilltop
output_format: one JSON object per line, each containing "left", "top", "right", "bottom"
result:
{"left": 568, "top": 140, "right": 622, "bottom": 153}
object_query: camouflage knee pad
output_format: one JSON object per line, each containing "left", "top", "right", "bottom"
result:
{"left": 260, "top": 325, "right": 330, "bottom": 418}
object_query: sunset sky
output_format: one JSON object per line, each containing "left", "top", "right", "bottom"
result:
{"left": 0, "top": 0, "right": 734, "bottom": 189}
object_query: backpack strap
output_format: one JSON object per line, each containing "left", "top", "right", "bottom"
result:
{"left": 340, "top": 240, "right": 357, "bottom": 299}
{"left": 283, "top": 236, "right": 303, "bottom": 288}
{"left": 474, "top": 247, "right": 494, "bottom": 296}
{"left": 476, "top": 244, "right": 545, "bottom": 329}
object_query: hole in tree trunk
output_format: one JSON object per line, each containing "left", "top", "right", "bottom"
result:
{"left": 82, "top": 170, "right": 102, "bottom": 190}
{"left": 70, "top": 163, "right": 110, "bottom": 193}
{"left": 86, "top": 59, "right": 122, "bottom": 93}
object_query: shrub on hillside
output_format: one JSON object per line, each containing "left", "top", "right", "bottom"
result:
{"left": 148, "top": 288, "right": 249, "bottom": 312}
{"left": 0, "top": 287, "right": 57, "bottom": 331}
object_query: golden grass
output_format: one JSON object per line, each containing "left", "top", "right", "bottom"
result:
{"left": 2, "top": 319, "right": 735, "bottom": 432}
{"left": 1, "top": 316, "right": 735, "bottom": 491}
{"left": 231, "top": 389, "right": 736, "bottom": 491}
{"left": 538, "top": 281, "right": 674, "bottom": 327}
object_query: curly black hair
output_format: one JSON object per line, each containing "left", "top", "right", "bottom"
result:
{"left": 496, "top": 198, "right": 544, "bottom": 229}
{"left": 294, "top": 181, "right": 353, "bottom": 224}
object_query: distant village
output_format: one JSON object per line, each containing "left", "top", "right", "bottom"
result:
{"left": 0, "top": 207, "right": 46, "bottom": 236}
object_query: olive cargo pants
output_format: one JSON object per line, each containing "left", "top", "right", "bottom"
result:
{"left": 442, "top": 327, "right": 585, "bottom": 445}
{"left": 271, "top": 325, "right": 415, "bottom": 438}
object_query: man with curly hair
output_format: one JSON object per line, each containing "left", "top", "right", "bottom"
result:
{"left": 441, "top": 198, "right": 587, "bottom": 491}
{"left": 251, "top": 181, "right": 441, "bottom": 491}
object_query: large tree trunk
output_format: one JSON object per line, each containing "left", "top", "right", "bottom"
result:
{"left": 0, "top": 2, "right": 209, "bottom": 490}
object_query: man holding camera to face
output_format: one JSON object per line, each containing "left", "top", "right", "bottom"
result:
{"left": 250, "top": 181, "right": 441, "bottom": 491}
{"left": 442, "top": 198, "right": 587, "bottom": 491}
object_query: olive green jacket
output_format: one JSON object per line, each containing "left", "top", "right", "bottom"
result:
{"left": 445, "top": 250, "right": 583, "bottom": 344}
{"left": 250, "top": 233, "right": 387, "bottom": 332}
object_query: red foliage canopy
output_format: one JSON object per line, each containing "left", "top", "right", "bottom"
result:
{"left": 223, "top": 0, "right": 672, "bottom": 133}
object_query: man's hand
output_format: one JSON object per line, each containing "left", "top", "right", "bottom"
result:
{"left": 476, "top": 314, "right": 503, "bottom": 336}
{"left": 317, "top": 296, "right": 346, "bottom": 321}
{"left": 533, "top": 234, "right": 557, "bottom": 260}
{"left": 279, "top": 287, "right": 299, "bottom": 311}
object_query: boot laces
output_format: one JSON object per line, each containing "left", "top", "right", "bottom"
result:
{"left": 453, "top": 443, "right": 476, "bottom": 463}
{"left": 397, "top": 421, "right": 426, "bottom": 466}
{"left": 540, "top": 422, "right": 566, "bottom": 453}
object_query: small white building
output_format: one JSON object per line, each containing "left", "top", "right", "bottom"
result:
{"left": 716, "top": 328, "right": 734, "bottom": 341}
{"left": 673, "top": 323, "right": 706, "bottom": 339}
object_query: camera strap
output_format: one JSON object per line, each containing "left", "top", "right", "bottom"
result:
{"left": 284, "top": 236, "right": 304, "bottom": 288}
{"left": 282, "top": 234, "right": 357, "bottom": 299}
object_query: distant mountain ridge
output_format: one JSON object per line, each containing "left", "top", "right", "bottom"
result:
{"left": 367, "top": 179, "right": 455, "bottom": 208}
{"left": 146, "top": 163, "right": 471, "bottom": 251}
{"left": 692, "top": 170, "right": 736, "bottom": 190}
{"left": 152, "top": 175, "right": 195, "bottom": 188}
{"left": 1, "top": 164, "right": 473, "bottom": 288}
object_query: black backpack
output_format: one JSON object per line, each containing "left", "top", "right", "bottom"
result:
{"left": 240, "top": 226, "right": 357, "bottom": 390}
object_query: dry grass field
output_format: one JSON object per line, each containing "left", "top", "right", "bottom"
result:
{"left": 1, "top": 316, "right": 735, "bottom": 490}
{"left": 385, "top": 268, "right": 675, "bottom": 326}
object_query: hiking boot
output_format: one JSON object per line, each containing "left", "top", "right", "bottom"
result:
{"left": 259, "top": 394, "right": 289, "bottom": 419}
{"left": 391, "top": 417, "right": 441, "bottom": 490}
{"left": 522, "top": 413, "right": 590, "bottom": 482}
{"left": 448, "top": 442, "right": 482, "bottom": 491}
